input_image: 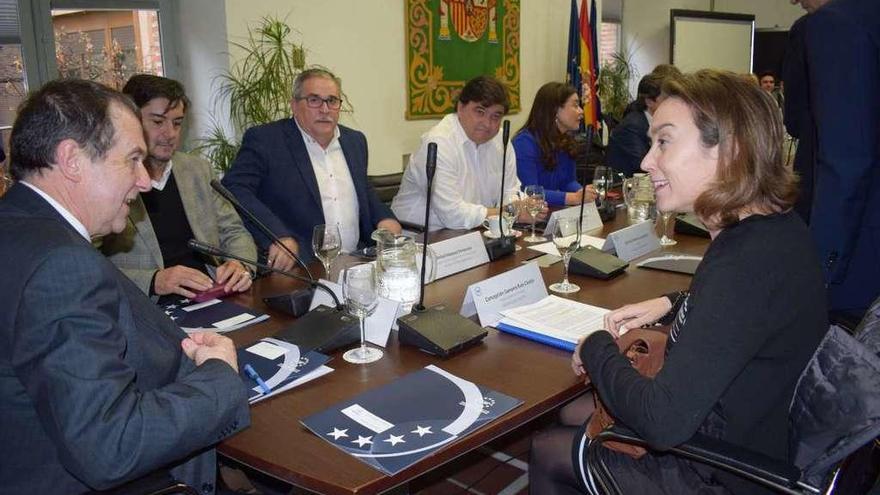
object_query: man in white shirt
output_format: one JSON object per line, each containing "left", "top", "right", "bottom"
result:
{"left": 223, "top": 68, "right": 401, "bottom": 270}
{"left": 392, "top": 76, "right": 522, "bottom": 230}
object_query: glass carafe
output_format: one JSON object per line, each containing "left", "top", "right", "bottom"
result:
{"left": 371, "top": 229, "right": 436, "bottom": 314}
{"left": 623, "top": 173, "right": 656, "bottom": 224}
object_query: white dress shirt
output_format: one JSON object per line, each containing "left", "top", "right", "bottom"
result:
{"left": 392, "top": 113, "right": 521, "bottom": 230}
{"left": 295, "top": 118, "right": 360, "bottom": 252}
{"left": 21, "top": 181, "right": 90, "bottom": 240}
{"left": 150, "top": 160, "right": 174, "bottom": 191}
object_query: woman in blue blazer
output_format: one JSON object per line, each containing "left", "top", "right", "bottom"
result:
{"left": 513, "top": 82, "right": 596, "bottom": 206}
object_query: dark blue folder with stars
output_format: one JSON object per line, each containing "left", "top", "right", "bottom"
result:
{"left": 301, "top": 365, "right": 522, "bottom": 475}
{"left": 162, "top": 298, "right": 268, "bottom": 332}
{"left": 236, "top": 338, "right": 330, "bottom": 403}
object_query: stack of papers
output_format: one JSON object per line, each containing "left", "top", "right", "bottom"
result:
{"left": 496, "top": 295, "right": 610, "bottom": 351}
{"left": 237, "top": 337, "right": 333, "bottom": 404}
{"left": 164, "top": 298, "right": 269, "bottom": 333}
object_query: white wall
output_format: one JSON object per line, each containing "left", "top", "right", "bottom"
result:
{"left": 621, "top": 0, "right": 805, "bottom": 91}
{"left": 176, "top": 0, "right": 232, "bottom": 150}
{"left": 219, "top": 0, "right": 573, "bottom": 175}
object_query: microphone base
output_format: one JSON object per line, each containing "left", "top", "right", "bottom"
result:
{"left": 569, "top": 246, "right": 629, "bottom": 280}
{"left": 485, "top": 236, "right": 516, "bottom": 261}
{"left": 397, "top": 304, "right": 488, "bottom": 357}
{"left": 263, "top": 287, "right": 316, "bottom": 317}
{"left": 275, "top": 305, "right": 359, "bottom": 354}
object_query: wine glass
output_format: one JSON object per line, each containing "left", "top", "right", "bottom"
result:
{"left": 592, "top": 166, "right": 614, "bottom": 206}
{"left": 549, "top": 217, "right": 581, "bottom": 294}
{"left": 342, "top": 264, "right": 383, "bottom": 364}
{"left": 658, "top": 211, "right": 678, "bottom": 246}
{"left": 312, "top": 224, "right": 341, "bottom": 278}
{"left": 523, "top": 185, "right": 546, "bottom": 243}
{"left": 497, "top": 193, "right": 522, "bottom": 251}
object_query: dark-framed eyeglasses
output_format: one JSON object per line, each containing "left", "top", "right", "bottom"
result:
{"left": 296, "top": 94, "right": 342, "bottom": 110}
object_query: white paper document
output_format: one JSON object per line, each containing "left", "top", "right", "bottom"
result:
{"left": 499, "top": 295, "right": 610, "bottom": 344}
{"left": 526, "top": 234, "right": 606, "bottom": 257}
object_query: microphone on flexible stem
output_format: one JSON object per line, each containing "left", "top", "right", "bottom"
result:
{"left": 397, "top": 142, "right": 488, "bottom": 357}
{"left": 568, "top": 127, "right": 629, "bottom": 280}
{"left": 188, "top": 240, "right": 359, "bottom": 353}
{"left": 484, "top": 119, "right": 515, "bottom": 261}
{"left": 210, "top": 179, "right": 316, "bottom": 316}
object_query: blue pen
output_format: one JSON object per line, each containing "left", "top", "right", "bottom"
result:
{"left": 244, "top": 364, "right": 271, "bottom": 394}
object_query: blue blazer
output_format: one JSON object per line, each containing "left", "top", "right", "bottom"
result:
{"left": 799, "top": 0, "right": 880, "bottom": 313}
{"left": 222, "top": 119, "right": 395, "bottom": 261}
{"left": 0, "top": 184, "right": 249, "bottom": 494}
{"left": 606, "top": 108, "right": 650, "bottom": 177}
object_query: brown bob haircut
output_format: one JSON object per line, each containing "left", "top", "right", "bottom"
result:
{"left": 518, "top": 82, "right": 579, "bottom": 170}
{"left": 662, "top": 69, "right": 798, "bottom": 229}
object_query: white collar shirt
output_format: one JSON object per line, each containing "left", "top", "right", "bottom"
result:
{"left": 295, "top": 118, "right": 360, "bottom": 253}
{"left": 150, "top": 160, "right": 174, "bottom": 191}
{"left": 391, "top": 113, "right": 520, "bottom": 230}
{"left": 21, "top": 181, "right": 90, "bottom": 240}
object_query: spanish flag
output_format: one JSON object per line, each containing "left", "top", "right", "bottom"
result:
{"left": 579, "top": 0, "right": 601, "bottom": 129}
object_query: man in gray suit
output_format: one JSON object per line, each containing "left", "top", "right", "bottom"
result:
{"left": 102, "top": 74, "right": 256, "bottom": 301}
{"left": 0, "top": 79, "right": 249, "bottom": 494}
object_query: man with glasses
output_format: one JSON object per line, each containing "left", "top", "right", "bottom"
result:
{"left": 223, "top": 68, "right": 400, "bottom": 269}
{"left": 392, "top": 75, "right": 522, "bottom": 230}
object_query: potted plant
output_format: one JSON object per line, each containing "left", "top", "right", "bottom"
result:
{"left": 195, "top": 16, "right": 307, "bottom": 173}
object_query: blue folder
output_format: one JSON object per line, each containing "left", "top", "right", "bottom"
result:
{"left": 494, "top": 322, "right": 577, "bottom": 352}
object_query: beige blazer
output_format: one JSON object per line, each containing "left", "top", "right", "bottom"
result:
{"left": 101, "top": 152, "right": 257, "bottom": 297}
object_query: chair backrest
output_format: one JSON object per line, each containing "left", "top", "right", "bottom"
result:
{"left": 789, "top": 297, "right": 880, "bottom": 488}
{"left": 368, "top": 172, "right": 403, "bottom": 206}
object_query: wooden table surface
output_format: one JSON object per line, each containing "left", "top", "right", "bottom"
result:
{"left": 218, "top": 212, "right": 708, "bottom": 494}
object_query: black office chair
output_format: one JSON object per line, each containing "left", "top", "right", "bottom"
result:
{"left": 90, "top": 471, "right": 199, "bottom": 495}
{"left": 368, "top": 172, "right": 403, "bottom": 206}
{"left": 586, "top": 295, "right": 880, "bottom": 495}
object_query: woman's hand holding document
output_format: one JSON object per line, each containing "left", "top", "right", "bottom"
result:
{"left": 495, "top": 296, "right": 610, "bottom": 351}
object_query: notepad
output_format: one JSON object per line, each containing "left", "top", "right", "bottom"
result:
{"left": 496, "top": 296, "right": 610, "bottom": 351}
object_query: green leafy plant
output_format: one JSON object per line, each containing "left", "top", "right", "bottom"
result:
{"left": 596, "top": 48, "right": 637, "bottom": 123}
{"left": 195, "top": 16, "right": 308, "bottom": 173}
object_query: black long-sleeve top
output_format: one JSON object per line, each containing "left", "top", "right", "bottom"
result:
{"left": 581, "top": 211, "right": 828, "bottom": 492}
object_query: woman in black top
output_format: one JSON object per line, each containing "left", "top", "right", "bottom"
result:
{"left": 529, "top": 70, "right": 828, "bottom": 495}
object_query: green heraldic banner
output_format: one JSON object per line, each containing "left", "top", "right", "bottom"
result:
{"left": 406, "top": 0, "right": 521, "bottom": 119}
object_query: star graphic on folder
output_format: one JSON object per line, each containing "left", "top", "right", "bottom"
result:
{"left": 411, "top": 425, "right": 433, "bottom": 437}
{"left": 383, "top": 434, "right": 406, "bottom": 446}
{"left": 326, "top": 428, "right": 348, "bottom": 440}
{"left": 352, "top": 435, "right": 373, "bottom": 447}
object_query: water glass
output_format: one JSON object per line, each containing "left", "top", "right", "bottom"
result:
{"left": 342, "top": 264, "right": 383, "bottom": 364}
{"left": 312, "top": 224, "right": 341, "bottom": 278}
{"left": 523, "top": 185, "right": 546, "bottom": 243}
{"left": 592, "top": 166, "right": 614, "bottom": 206}
{"left": 549, "top": 217, "right": 581, "bottom": 294}
{"left": 658, "top": 211, "right": 678, "bottom": 246}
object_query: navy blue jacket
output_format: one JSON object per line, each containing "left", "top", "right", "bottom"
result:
{"left": 222, "top": 119, "right": 395, "bottom": 261}
{"left": 798, "top": 0, "right": 880, "bottom": 313}
{"left": 605, "top": 107, "right": 650, "bottom": 177}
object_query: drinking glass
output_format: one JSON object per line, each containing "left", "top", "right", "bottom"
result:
{"left": 658, "top": 211, "right": 678, "bottom": 246}
{"left": 342, "top": 264, "right": 383, "bottom": 364}
{"left": 523, "top": 185, "right": 546, "bottom": 243}
{"left": 498, "top": 193, "right": 522, "bottom": 250}
{"left": 549, "top": 217, "right": 581, "bottom": 294}
{"left": 592, "top": 166, "right": 614, "bottom": 206}
{"left": 312, "top": 224, "right": 341, "bottom": 278}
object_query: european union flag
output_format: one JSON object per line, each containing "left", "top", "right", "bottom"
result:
{"left": 567, "top": 0, "right": 582, "bottom": 93}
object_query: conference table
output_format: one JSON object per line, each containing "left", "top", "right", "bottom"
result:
{"left": 218, "top": 212, "right": 709, "bottom": 494}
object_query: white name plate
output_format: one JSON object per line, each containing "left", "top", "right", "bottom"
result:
{"left": 544, "top": 202, "right": 603, "bottom": 238}
{"left": 310, "top": 279, "right": 400, "bottom": 347}
{"left": 602, "top": 220, "right": 661, "bottom": 262}
{"left": 431, "top": 231, "right": 491, "bottom": 280}
{"left": 460, "top": 262, "right": 548, "bottom": 327}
